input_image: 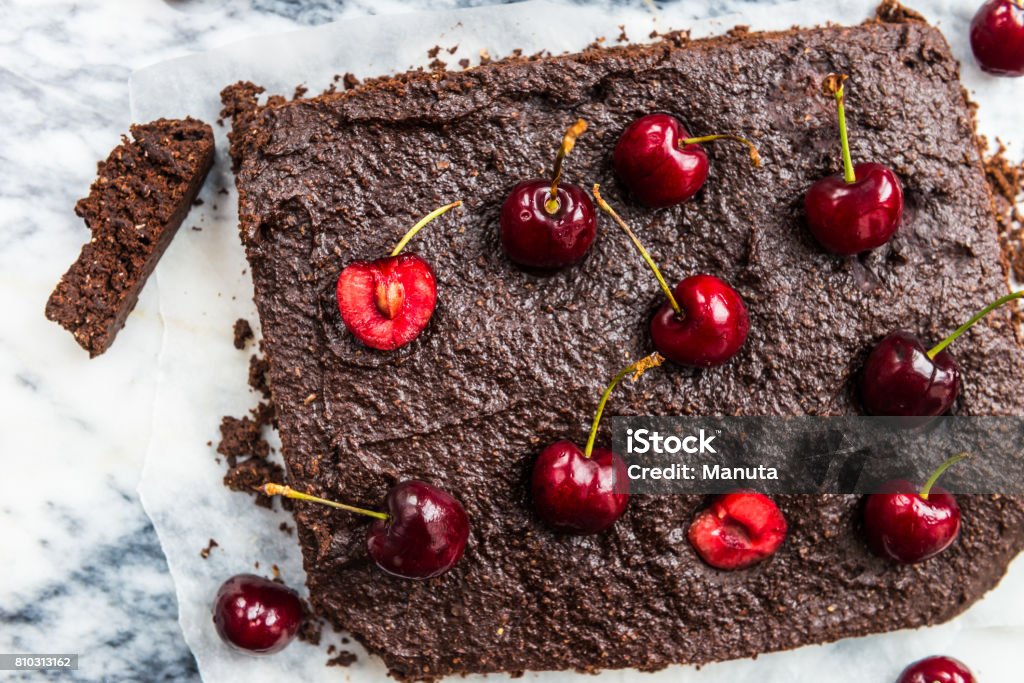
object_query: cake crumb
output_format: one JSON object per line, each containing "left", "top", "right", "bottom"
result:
{"left": 224, "top": 458, "right": 284, "bottom": 508}
{"left": 200, "top": 538, "right": 219, "bottom": 559}
{"left": 217, "top": 412, "right": 270, "bottom": 465}
{"left": 279, "top": 521, "right": 294, "bottom": 535}
{"left": 233, "top": 318, "right": 254, "bottom": 349}
{"left": 249, "top": 354, "right": 272, "bottom": 399}
{"left": 327, "top": 651, "right": 357, "bottom": 667}
{"left": 297, "top": 599, "right": 324, "bottom": 646}
{"left": 343, "top": 73, "right": 360, "bottom": 90}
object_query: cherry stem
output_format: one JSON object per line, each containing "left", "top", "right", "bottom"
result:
{"left": 390, "top": 200, "right": 463, "bottom": 256}
{"left": 919, "top": 452, "right": 969, "bottom": 501}
{"left": 584, "top": 353, "right": 665, "bottom": 458}
{"left": 823, "top": 74, "right": 856, "bottom": 184}
{"left": 592, "top": 184, "right": 683, "bottom": 316}
{"left": 546, "top": 119, "right": 588, "bottom": 214}
{"left": 927, "top": 290, "right": 1024, "bottom": 359}
{"left": 261, "top": 483, "right": 389, "bottom": 521}
{"left": 680, "top": 134, "right": 762, "bottom": 167}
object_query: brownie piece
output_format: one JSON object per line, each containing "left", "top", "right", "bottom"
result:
{"left": 46, "top": 118, "right": 214, "bottom": 356}
{"left": 224, "top": 8, "right": 1024, "bottom": 681}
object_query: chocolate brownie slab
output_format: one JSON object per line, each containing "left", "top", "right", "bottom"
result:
{"left": 46, "top": 118, "right": 214, "bottom": 357}
{"left": 224, "top": 9, "right": 1024, "bottom": 680}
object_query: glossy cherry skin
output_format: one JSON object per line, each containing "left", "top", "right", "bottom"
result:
{"left": 531, "top": 440, "right": 629, "bottom": 534}
{"left": 212, "top": 574, "right": 303, "bottom": 655}
{"left": 336, "top": 254, "right": 436, "bottom": 351}
{"left": 970, "top": 0, "right": 1024, "bottom": 77}
{"left": 366, "top": 480, "right": 470, "bottom": 580}
{"left": 688, "top": 492, "right": 788, "bottom": 570}
{"left": 500, "top": 180, "right": 596, "bottom": 268}
{"left": 613, "top": 113, "right": 709, "bottom": 208}
{"left": 805, "top": 162, "right": 904, "bottom": 254}
{"left": 650, "top": 274, "right": 749, "bottom": 367}
{"left": 898, "top": 656, "right": 976, "bottom": 683}
{"left": 860, "top": 331, "right": 961, "bottom": 418}
{"left": 864, "top": 480, "right": 961, "bottom": 564}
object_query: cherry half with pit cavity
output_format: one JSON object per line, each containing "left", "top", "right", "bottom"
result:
{"left": 898, "top": 655, "right": 976, "bottom": 683}
{"left": 500, "top": 119, "right": 596, "bottom": 268}
{"left": 212, "top": 574, "right": 303, "bottom": 655}
{"left": 860, "top": 290, "right": 1024, "bottom": 417}
{"left": 262, "top": 480, "right": 469, "bottom": 580}
{"left": 336, "top": 200, "right": 462, "bottom": 351}
{"left": 688, "top": 491, "right": 788, "bottom": 570}
{"left": 593, "top": 185, "right": 749, "bottom": 367}
{"left": 863, "top": 453, "right": 967, "bottom": 564}
{"left": 804, "top": 74, "right": 903, "bottom": 255}
{"left": 612, "top": 113, "right": 761, "bottom": 208}
{"left": 970, "top": 0, "right": 1024, "bottom": 77}
{"left": 532, "top": 353, "right": 664, "bottom": 534}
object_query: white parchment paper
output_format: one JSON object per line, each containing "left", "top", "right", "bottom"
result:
{"left": 133, "top": 1, "right": 1024, "bottom": 681}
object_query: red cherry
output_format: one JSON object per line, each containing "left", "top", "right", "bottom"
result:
{"left": 859, "top": 291, "right": 1023, "bottom": 417}
{"left": 860, "top": 331, "right": 960, "bottom": 418}
{"left": 212, "top": 574, "right": 303, "bottom": 655}
{"left": 500, "top": 119, "right": 596, "bottom": 268}
{"left": 531, "top": 353, "right": 663, "bottom": 534}
{"left": 863, "top": 454, "right": 966, "bottom": 564}
{"left": 688, "top": 492, "right": 787, "bottom": 570}
{"left": 500, "top": 180, "right": 595, "bottom": 268}
{"left": 262, "top": 481, "right": 469, "bottom": 580}
{"left": 593, "top": 186, "right": 749, "bottom": 367}
{"left": 531, "top": 441, "right": 628, "bottom": 534}
{"left": 613, "top": 113, "right": 760, "bottom": 208}
{"left": 650, "top": 274, "right": 750, "bottom": 367}
{"left": 805, "top": 75, "right": 903, "bottom": 254}
{"left": 805, "top": 162, "right": 904, "bottom": 254}
{"left": 336, "top": 201, "right": 461, "bottom": 351}
{"left": 367, "top": 480, "right": 470, "bottom": 579}
{"left": 970, "top": 0, "right": 1024, "bottom": 77}
{"left": 898, "top": 656, "right": 976, "bottom": 683}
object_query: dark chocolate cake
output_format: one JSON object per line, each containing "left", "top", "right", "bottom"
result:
{"left": 223, "top": 7, "right": 1024, "bottom": 680}
{"left": 46, "top": 118, "right": 214, "bottom": 357}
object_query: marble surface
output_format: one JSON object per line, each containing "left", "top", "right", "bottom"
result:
{"left": 1, "top": 0, "right": 1022, "bottom": 681}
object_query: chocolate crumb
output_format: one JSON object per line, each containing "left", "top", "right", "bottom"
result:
{"left": 293, "top": 84, "right": 308, "bottom": 99}
{"left": 249, "top": 354, "right": 272, "bottom": 399}
{"left": 279, "top": 521, "right": 294, "bottom": 535}
{"left": 343, "top": 73, "right": 360, "bottom": 90}
{"left": 459, "top": 58, "right": 470, "bottom": 69}
{"left": 223, "top": 458, "right": 283, "bottom": 507}
{"left": 427, "top": 45, "right": 441, "bottom": 59}
{"left": 217, "top": 413, "right": 269, "bottom": 466}
{"left": 233, "top": 318, "right": 254, "bottom": 349}
{"left": 297, "top": 599, "right": 324, "bottom": 645}
{"left": 327, "top": 651, "right": 358, "bottom": 667}
{"left": 200, "top": 538, "right": 219, "bottom": 559}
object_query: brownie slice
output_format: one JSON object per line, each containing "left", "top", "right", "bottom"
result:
{"left": 224, "top": 8, "right": 1024, "bottom": 681}
{"left": 46, "top": 118, "right": 214, "bottom": 357}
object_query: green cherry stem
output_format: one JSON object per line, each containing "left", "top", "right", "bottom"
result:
{"left": 592, "top": 184, "right": 683, "bottom": 317}
{"left": 390, "top": 200, "right": 463, "bottom": 256}
{"left": 920, "top": 452, "right": 969, "bottom": 501}
{"left": 927, "top": 290, "right": 1024, "bottom": 359}
{"left": 680, "top": 134, "right": 762, "bottom": 167}
{"left": 584, "top": 353, "right": 665, "bottom": 458}
{"left": 261, "top": 483, "right": 389, "bottom": 520}
{"left": 824, "top": 73, "right": 856, "bottom": 184}
{"left": 546, "top": 119, "right": 589, "bottom": 214}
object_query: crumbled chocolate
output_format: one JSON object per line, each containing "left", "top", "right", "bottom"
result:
{"left": 343, "top": 73, "right": 360, "bottom": 90}
{"left": 297, "top": 599, "right": 324, "bottom": 646}
{"left": 223, "top": 458, "right": 284, "bottom": 508}
{"left": 216, "top": 412, "right": 269, "bottom": 466}
{"left": 249, "top": 354, "right": 272, "bottom": 399}
{"left": 233, "top": 318, "right": 254, "bottom": 349}
{"left": 200, "top": 538, "right": 219, "bottom": 559}
{"left": 985, "top": 142, "right": 1024, "bottom": 282}
{"left": 327, "top": 651, "right": 358, "bottom": 667}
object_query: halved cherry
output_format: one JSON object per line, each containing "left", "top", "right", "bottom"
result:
{"left": 688, "top": 491, "right": 787, "bottom": 570}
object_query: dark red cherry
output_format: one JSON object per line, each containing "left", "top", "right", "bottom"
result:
{"left": 367, "top": 480, "right": 470, "bottom": 580}
{"left": 592, "top": 186, "right": 749, "bottom": 368}
{"left": 500, "top": 119, "right": 596, "bottom": 268}
{"left": 805, "top": 162, "right": 904, "bottom": 255}
{"left": 212, "top": 574, "right": 303, "bottom": 655}
{"left": 650, "top": 274, "right": 750, "bottom": 367}
{"left": 860, "top": 331, "right": 960, "bottom": 418}
{"left": 531, "top": 441, "right": 628, "bottom": 534}
{"left": 500, "top": 180, "right": 596, "bottom": 268}
{"left": 531, "top": 353, "right": 663, "bottom": 534}
{"left": 336, "top": 201, "right": 460, "bottom": 351}
{"left": 613, "top": 113, "right": 760, "bottom": 208}
{"left": 898, "top": 656, "right": 976, "bottom": 683}
{"left": 688, "top": 492, "right": 787, "bottom": 570}
{"left": 805, "top": 75, "right": 903, "bottom": 254}
{"left": 970, "top": 0, "right": 1024, "bottom": 77}
{"left": 863, "top": 454, "right": 966, "bottom": 564}
{"left": 262, "top": 481, "right": 469, "bottom": 580}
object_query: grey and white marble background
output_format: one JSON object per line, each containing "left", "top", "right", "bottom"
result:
{"left": 1, "top": 0, "right": 1022, "bottom": 681}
